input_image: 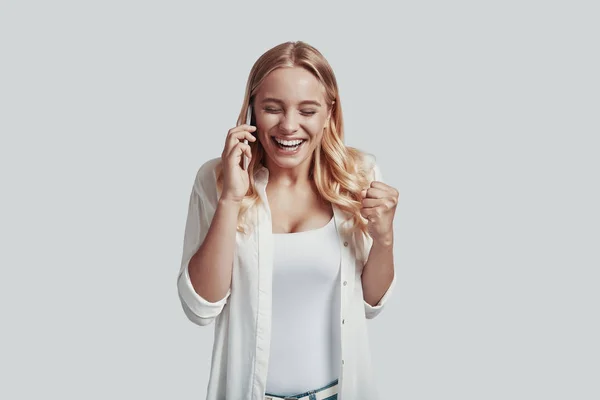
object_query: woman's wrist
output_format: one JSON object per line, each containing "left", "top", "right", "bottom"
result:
{"left": 218, "top": 197, "right": 243, "bottom": 210}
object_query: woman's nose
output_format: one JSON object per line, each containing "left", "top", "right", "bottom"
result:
{"left": 278, "top": 110, "right": 299, "bottom": 133}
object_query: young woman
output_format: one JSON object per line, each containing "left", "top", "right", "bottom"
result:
{"left": 177, "top": 41, "right": 399, "bottom": 400}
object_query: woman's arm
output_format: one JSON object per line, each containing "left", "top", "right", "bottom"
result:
{"left": 362, "top": 236, "right": 395, "bottom": 307}
{"left": 187, "top": 197, "right": 240, "bottom": 303}
{"left": 179, "top": 123, "right": 254, "bottom": 325}
{"left": 359, "top": 160, "right": 399, "bottom": 318}
{"left": 177, "top": 159, "right": 240, "bottom": 326}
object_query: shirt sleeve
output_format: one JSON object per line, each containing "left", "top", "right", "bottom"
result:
{"left": 176, "top": 162, "right": 231, "bottom": 327}
{"left": 363, "top": 161, "right": 397, "bottom": 319}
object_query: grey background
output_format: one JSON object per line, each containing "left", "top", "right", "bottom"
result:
{"left": 1, "top": 1, "right": 598, "bottom": 399}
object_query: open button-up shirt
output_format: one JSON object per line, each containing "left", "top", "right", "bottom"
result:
{"left": 177, "top": 155, "right": 396, "bottom": 400}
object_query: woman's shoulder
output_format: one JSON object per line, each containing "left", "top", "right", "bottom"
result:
{"left": 193, "top": 157, "right": 222, "bottom": 197}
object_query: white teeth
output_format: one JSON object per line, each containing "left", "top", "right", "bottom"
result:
{"left": 274, "top": 138, "right": 304, "bottom": 146}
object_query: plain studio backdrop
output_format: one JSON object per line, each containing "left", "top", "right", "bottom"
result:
{"left": 0, "top": 1, "right": 598, "bottom": 399}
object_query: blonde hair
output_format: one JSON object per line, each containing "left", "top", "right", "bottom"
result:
{"left": 216, "top": 41, "right": 375, "bottom": 237}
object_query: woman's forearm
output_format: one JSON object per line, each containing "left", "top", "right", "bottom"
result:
{"left": 187, "top": 198, "right": 241, "bottom": 303}
{"left": 361, "top": 236, "right": 395, "bottom": 306}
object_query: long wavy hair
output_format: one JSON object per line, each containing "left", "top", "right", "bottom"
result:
{"left": 216, "top": 41, "right": 375, "bottom": 237}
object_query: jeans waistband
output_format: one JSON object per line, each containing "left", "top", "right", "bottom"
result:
{"left": 264, "top": 378, "right": 339, "bottom": 400}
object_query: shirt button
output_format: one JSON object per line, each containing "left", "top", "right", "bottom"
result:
{"left": 342, "top": 319, "right": 345, "bottom": 324}
{"left": 343, "top": 241, "right": 348, "bottom": 247}
{"left": 342, "top": 360, "right": 345, "bottom": 365}
{"left": 343, "top": 281, "right": 347, "bottom": 286}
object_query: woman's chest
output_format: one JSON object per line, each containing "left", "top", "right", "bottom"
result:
{"left": 267, "top": 188, "right": 334, "bottom": 234}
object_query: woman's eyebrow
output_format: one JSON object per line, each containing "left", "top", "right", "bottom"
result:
{"left": 260, "top": 97, "right": 322, "bottom": 107}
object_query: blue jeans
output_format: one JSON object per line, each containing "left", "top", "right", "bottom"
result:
{"left": 264, "top": 378, "right": 339, "bottom": 400}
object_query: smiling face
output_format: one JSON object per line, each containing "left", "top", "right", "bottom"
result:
{"left": 253, "top": 66, "right": 331, "bottom": 173}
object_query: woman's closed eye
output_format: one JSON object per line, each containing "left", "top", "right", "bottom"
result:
{"left": 264, "top": 108, "right": 317, "bottom": 116}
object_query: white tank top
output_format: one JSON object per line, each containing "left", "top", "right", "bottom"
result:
{"left": 265, "top": 215, "right": 342, "bottom": 395}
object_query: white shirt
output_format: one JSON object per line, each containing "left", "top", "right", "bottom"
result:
{"left": 177, "top": 155, "right": 397, "bottom": 400}
{"left": 267, "top": 216, "right": 341, "bottom": 394}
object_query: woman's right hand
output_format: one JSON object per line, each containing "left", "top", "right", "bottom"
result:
{"left": 220, "top": 124, "right": 257, "bottom": 203}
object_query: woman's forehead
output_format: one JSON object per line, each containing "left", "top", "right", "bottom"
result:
{"left": 257, "top": 67, "right": 326, "bottom": 103}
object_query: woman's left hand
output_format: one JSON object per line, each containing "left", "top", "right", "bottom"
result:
{"left": 360, "top": 181, "right": 399, "bottom": 245}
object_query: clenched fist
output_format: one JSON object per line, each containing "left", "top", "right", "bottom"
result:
{"left": 360, "top": 181, "right": 399, "bottom": 245}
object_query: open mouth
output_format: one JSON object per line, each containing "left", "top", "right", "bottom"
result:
{"left": 271, "top": 137, "right": 306, "bottom": 152}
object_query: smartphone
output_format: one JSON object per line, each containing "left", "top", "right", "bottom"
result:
{"left": 243, "top": 105, "right": 253, "bottom": 170}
